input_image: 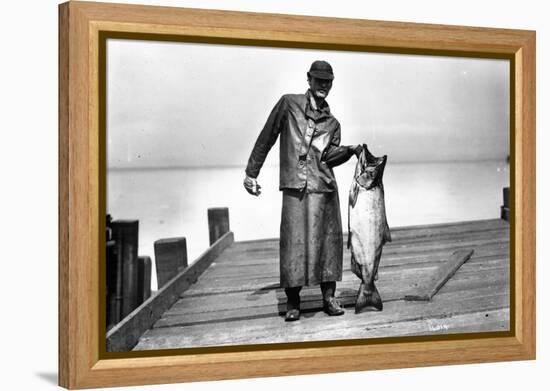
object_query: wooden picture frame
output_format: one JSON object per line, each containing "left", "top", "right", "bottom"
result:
{"left": 58, "top": 1, "right": 535, "bottom": 388}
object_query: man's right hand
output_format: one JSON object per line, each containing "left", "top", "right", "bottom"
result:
{"left": 243, "top": 176, "right": 262, "bottom": 196}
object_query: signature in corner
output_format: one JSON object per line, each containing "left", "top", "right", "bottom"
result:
{"left": 427, "top": 321, "right": 450, "bottom": 332}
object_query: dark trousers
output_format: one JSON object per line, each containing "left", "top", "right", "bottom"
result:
{"left": 285, "top": 281, "right": 336, "bottom": 310}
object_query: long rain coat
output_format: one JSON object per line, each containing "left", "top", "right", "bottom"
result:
{"left": 245, "top": 90, "right": 355, "bottom": 287}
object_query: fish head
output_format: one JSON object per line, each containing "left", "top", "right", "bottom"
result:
{"left": 355, "top": 144, "right": 387, "bottom": 190}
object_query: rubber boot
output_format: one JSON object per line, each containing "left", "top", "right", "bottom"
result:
{"left": 321, "top": 281, "right": 344, "bottom": 316}
{"left": 284, "top": 286, "right": 301, "bottom": 321}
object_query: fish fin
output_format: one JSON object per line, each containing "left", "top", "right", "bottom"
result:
{"left": 384, "top": 222, "right": 392, "bottom": 243}
{"left": 349, "top": 181, "right": 359, "bottom": 208}
{"left": 347, "top": 181, "right": 359, "bottom": 249}
{"left": 347, "top": 200, "right": 351, "bottom": 249}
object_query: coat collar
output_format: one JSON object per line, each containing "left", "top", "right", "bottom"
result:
{"left": 305, "top": 89, "right": 331, "bottom": 121}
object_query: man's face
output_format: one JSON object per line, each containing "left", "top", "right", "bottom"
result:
{"left": 308, "top": 76, "right": 333, "bottom": 100}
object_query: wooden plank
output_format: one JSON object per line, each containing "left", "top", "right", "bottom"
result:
{"left": 387, "top": 228, "right": 508, "bottom": 247}
{"left": 229, "top": 219, "right": 507, "bottom": 251}
{"left": 158, "top": 261, "right": 508, "bottom": 330}
{"left": 187, "top": 250, "right": 507, "bottom": 296}
{"left": 201, "top": 233, "right": 509, "bottom": 277}
{"left": 440, "top": 270, "right": 508, "bottom": 295}
{"left": 214, "top": 229, "right": 509, "bottom": 267}
{"left": 294, "top": 309, "right": 510, "bottom": 340}
{"left": 200, "top": 243, "right": 508, "bottom": 280}
{"left": 224, "top": 221, "right": 508, "bottom": 254}
{"left": 170, "top": 261, "right": 509, "bottom": 315}
{"left": 135, "top": 287, "right": 509, "bottom": 350}
{"left": 185, "top": 264, "right": 508, "bottom": 299}
{"left": 106, "top": 231, "right": 234, "bottom": 352}
{"left": 218, "top": 229, "right": 507, "bottom": 267}
{"left": 211, "top": 243, "right": 507, "bottom": 271}
{"left": 389, "top": 221, "right": 507, "bottom": 240}
{"left": 163, "top": 285, "right": 509, "bottom": 337}
{"left": 187, "top": 258, "right": 508, "bottom": 303}
{"left": 188, "top": 264, "right": 438, "bottom": 295}
{"left": 357, "top": 234, "right": 504, "bottom": 256}
{"left": 157, "top": 281, "right": 509, "bottom": 330}
{"left": 405, "top": 249, "right": 474, "bottom": 301}
{"left": 386, "top": 219, "right": 508, "bottom": 241}
{"left": 155, "top": 264, "right": 508, "bottom": 328}
{"left": 215, "top": 243, "right": 508, "bottom": 271}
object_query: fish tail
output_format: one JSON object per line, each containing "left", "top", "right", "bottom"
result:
{"left": 355, "top": 283, "right": 366, "bottom": 313}
{"left": 355, "top": 283, "right": 383, "bottom": 314}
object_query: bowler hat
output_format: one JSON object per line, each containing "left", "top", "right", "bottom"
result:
{"left": 307, "top": 60, "right": 334, "bottom": 80}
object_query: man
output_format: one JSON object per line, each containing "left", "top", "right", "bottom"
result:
{"left": 243, "top": 60, "right": 361, "bottom": 321}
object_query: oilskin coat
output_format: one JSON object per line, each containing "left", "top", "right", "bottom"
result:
{"left": 246, "top": 91, "right": 354, "bottom": 288}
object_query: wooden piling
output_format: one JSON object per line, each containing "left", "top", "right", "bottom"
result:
{"left": 106, "top": 214, "right": 113, "bottom": 241}
{"left": 501, "top": 187, "right": 510, "bottom": 221}
{"left": 111, "top": 220, "right": 140, "bottom": 319}
{"left": 208, "top": 207, "right": 230, "bottom": 245}
{"left": 107, "top": 231, "right": 235, "bottom": 352}
{"left": 154, "top": 237, "right": 188, "bottom": 289}
{"left": 137, "top": 256, "right": 152, "bottom": 305}
{"left": 106, "top": 239, "right": 119, "bottom": 330}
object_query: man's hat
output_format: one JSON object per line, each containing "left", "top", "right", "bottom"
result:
{"left": 307, "top": 60, "right": 334, "bottom": 80}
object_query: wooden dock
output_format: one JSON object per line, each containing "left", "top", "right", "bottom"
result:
{"left": 126, "top": 218, "right": 509, "bottom": 351}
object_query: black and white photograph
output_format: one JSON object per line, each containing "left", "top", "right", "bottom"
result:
{"left": 104, "top": 38, "right": 510, "bottom": 352}
{"left": 5, "top": 0, "right": 548, "bottom": 389}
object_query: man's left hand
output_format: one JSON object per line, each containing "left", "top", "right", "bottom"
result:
{"left": 353, "top": 144, "right": 363, "bottom": 158}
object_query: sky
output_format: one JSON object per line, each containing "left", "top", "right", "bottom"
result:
{"left": 106, "top": 39, "right": 509, "bottom": 168}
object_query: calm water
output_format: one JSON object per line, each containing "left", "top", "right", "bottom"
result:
{"left": 107, "top": 160, "right": 509, "bottom": 290}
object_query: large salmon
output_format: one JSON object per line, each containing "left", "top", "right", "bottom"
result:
{"left": 348, "top": 144, "right": 391, "bottom": 313}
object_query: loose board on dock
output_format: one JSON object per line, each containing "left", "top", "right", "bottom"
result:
{"left": 404, "top": 249, "right": 475, "bottom": 301}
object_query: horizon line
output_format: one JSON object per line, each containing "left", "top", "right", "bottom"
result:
{"left": 107, "top": 157, "right": 509, "bottom": 171}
